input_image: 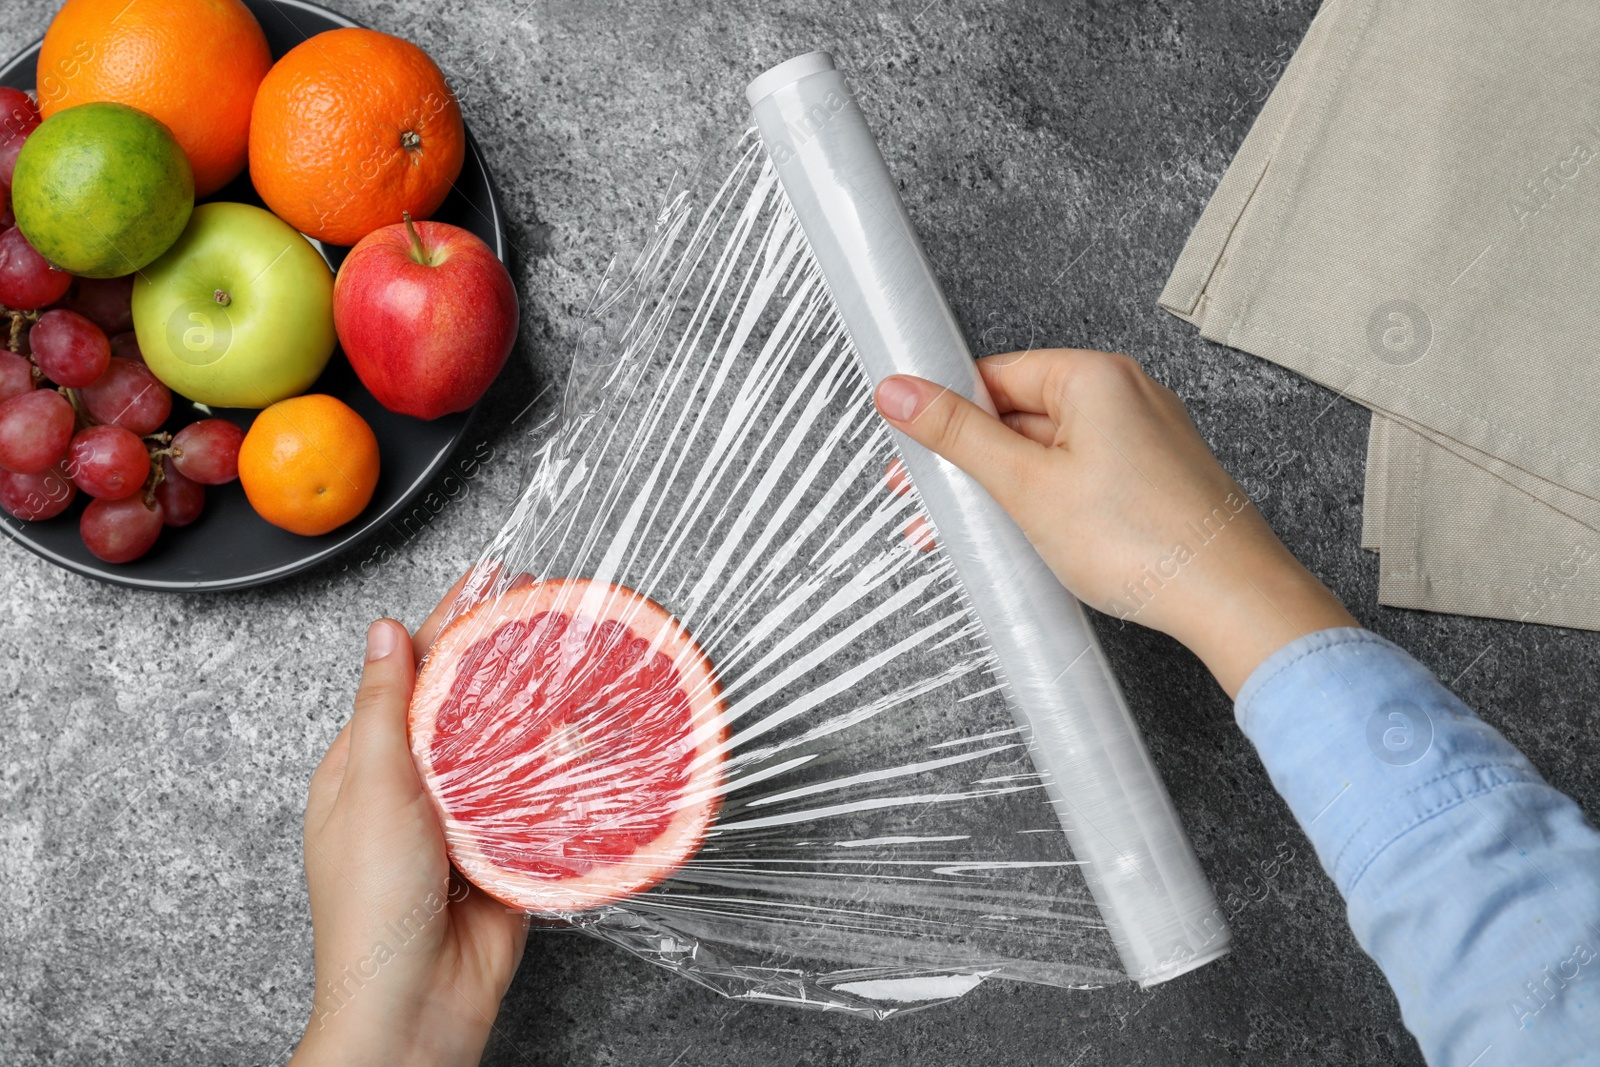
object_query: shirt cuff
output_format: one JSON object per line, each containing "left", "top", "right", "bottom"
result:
{"left": 1233, "top": 627, "right": 1544, "bottom": 897}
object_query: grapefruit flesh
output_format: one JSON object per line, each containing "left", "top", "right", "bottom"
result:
{"left": 409, "top": 578, "right": 725, "bottom": 913}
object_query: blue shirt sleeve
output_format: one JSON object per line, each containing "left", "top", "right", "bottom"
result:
{"left": 1234, "top": 627, "right": 1600, "bottom": 1067}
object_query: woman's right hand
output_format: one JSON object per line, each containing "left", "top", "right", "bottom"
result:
{"left": 874, "top": 347, "right": 1355, "bottom": 697}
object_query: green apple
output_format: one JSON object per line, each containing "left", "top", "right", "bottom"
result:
{"left": 132, "top": 202, "right": 335, "bottom": 408}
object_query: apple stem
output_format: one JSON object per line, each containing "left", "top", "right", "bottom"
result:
{"left": 403, "top": 211, "right": 432, "bottom": 266}
{"left": 213, "top": 289, "right": 231, "bottom": 307}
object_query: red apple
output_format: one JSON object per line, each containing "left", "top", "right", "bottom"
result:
{"left": 333, "top": 215, "right": 518, "bottom": 420}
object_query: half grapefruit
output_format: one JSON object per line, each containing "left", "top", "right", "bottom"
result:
{"left": 409, "top": 578, "right": 726, "bottom": 913}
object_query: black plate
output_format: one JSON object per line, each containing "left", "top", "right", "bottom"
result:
{"left": 0, "top": 0, "right": 507, "bottom": 591}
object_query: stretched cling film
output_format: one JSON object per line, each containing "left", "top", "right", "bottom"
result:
{"left": 408, "top": 54, "right": 1225, "bottom": 1018}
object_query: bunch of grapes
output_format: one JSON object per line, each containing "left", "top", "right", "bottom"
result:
{"left": 0, "top": 152, "right": 245, "bottom": 563}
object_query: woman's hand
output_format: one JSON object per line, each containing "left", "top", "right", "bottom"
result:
{"left": 291, "top": 581, "right": 528, "bottom": 1067}
{"left": 874, "top": 348, "right": 1355, "bottom": 696}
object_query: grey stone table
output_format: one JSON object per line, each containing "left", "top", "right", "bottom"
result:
{"left": 6, "top": 1, "right": 1597, "bottom": 1064}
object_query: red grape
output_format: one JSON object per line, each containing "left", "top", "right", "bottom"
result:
{"left": 32, "top": 309, "right": 111, "bottom": 388}
{"left": 62, "top": 276, "right": 135, "bottom": 334}
{"left": 171, "top": 418, "right": 244, "bottom": 484}
{"left": 81, "top": 493, "right": 163, "bottom": 563}
{"left": 66, "top": 424, "right": 150, "bottom": 500}
{"left": 109, "top": 331, "right": 143, "bottom": 364}
{"left": 0, "top": 135, "right": 31, "bottom": 192}
{"left": 0, "top": 88, "right": 40, "bottom": 138}
{"left": 0, "top": 388, "right": 73, "bottom": 473}
{"left": 0, "top": 349, "right": 32, "bottom": 401}
{"left": 154, "top": 457, "right": 204, "bottom": 527}
{"left": 0, "top": 88, "right": 39, "bottom": 190}
{"left": 0, "top": 461, "right": 74, "bottom": 520}
{"left": 79, "top": 357, "right": 171, "bottom": 435}
{"left": 0, "top": 226, "right": 71, "bottom": 309}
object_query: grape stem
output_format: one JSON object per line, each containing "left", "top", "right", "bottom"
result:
{"left": 143, "top": 460, "right": 165, "bottom": 507}
{"left": 2, "top": 307, "right": 40, "bottom": 354}
{"left": 60, "top": 385, "right": 90, "bottom": 431}
{"left": 144, "top": 433, "right": 176, "bottom": 505}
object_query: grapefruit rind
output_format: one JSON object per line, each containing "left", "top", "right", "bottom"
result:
{"left": 409, "top": 578, "right": 726, "bottom": 914}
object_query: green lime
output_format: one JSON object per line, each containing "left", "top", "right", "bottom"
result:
{"left": 11, "top": 102, "right": 194, "bottom": 279}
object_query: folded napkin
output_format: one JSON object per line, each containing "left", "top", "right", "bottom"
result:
{"left": 1161, "top": 0, "right": 1600, "bottom": 629}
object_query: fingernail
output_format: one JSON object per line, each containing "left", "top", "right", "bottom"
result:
{"left": 366, "top": 621, "right": 399, "bottom": 662}
{"left": 876, "top": 376, "right": 924, "bottom": 422}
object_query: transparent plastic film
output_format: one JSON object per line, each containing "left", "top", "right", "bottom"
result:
{"left": 747, "top": 52, "right": 1229, "bottom": 986}
{"left": 406, "top": 57, "right": 1222, "bottom": 1017}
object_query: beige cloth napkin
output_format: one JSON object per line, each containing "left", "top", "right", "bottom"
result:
{"left": 1160, "top": 0, "right": 1600, "bottom": 629}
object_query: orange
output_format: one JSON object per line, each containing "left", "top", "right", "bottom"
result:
{"left": 238, "top": 394, "right": 380, "bottom": 536}
{"left": 249, "top": 28, "right": 465, "bottom": 247}
{"left": 38, "top": 0, "right": 271, "bottom": 197}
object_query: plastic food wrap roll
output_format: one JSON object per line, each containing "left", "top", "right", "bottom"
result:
{"left": 747, "top": 52, "right": 1230, "bottom": 986}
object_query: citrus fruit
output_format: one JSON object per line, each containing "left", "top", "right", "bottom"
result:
{"left": 11, "top": 103, "right": 193, "bottom": 277}
{"left": 237, "top": 394, "right": 379, "bottom": 536}
{"left": 409, "top": 578, "right": 727, "bottom": 913}
{"left": 38, "top": 0, "right": 271, "bottom": 196}
{"left": 250, "top": 28, "right": 466, "bottom": 247}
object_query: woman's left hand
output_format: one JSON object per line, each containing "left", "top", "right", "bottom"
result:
{"left": 290, "top": 579, "right": 529, "bottom": 1067}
